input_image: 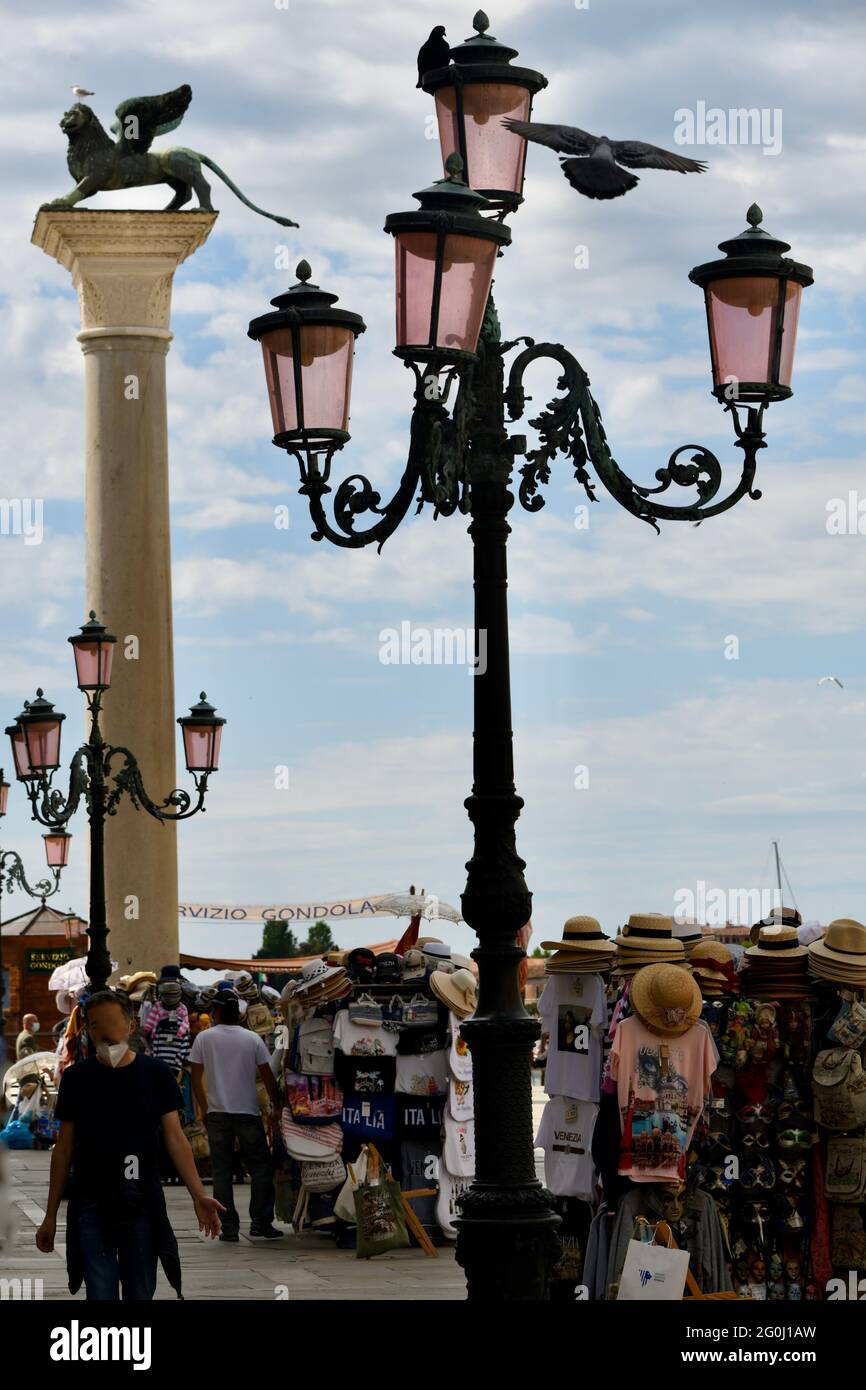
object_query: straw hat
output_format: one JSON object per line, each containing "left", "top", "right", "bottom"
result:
{"left": 540, "top": 916, "right": 616, "bottom": 954}
{"left": 808, "top": 919, "right": 866, "bottom": 981}
{"left": 616, "top": 913, "right": 679, "bottom": 953}
{"left": 749, "top": 906, "right": 801, "bottom": 946}
{"left": 690, "top": 939, "right": 739, "bottom": 995}
{"left": 429, "top": 967, "right": 477, "bottom": 1019}
{"left": 544, "top": 948, "right": 616, "bottom": 975}
{"left": 672, "top": 920, "right": 702, "bottom": 958}
{"left": 630, "top": 963, "right": 702, "bottom": 1037}
{"left": 745, "top": 926, "right": 807, "bottom": 959}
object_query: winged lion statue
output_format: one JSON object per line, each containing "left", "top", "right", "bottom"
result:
{"left": 40, "top": 84, "right": 298, "bottom": 227}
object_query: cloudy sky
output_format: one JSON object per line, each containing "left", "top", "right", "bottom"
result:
{"left": 1, "top": 0, "right": 865, "bottom": 967}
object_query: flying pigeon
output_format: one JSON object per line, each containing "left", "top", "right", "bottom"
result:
{"left": 416, "top": 26, "right": 450, "bottom": 88}
{"left": 818, "top": 675, "right": 844, "bottom": 688}
{"left": 71, "top": 85, "right": 95, "bottom": 97}
{"left": 503, "top": 118, "right": 708, "bottom": 200}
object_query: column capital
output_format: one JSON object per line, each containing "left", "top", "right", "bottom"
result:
{"left": 32, "top": 209, "right": 218, "bottom": 334}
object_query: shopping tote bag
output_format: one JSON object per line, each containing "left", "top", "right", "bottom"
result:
{"left": 617, "top": 1234, "right": 690, "bottom": 1301}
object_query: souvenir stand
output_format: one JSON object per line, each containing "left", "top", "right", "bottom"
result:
{"left": 272, "top": 940, "right": 478, "bottom": 1252}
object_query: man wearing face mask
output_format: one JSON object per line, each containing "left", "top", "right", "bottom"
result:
{"left": 15, "top": 1014, "right": 40, "bottom": 1059}
{"left": 35, "top": 989, "right": 224, "bottom": 1299}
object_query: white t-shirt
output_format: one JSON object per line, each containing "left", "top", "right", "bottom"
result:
{"left": 188, "top": 1024, "right": 271, "bottom": 1116}
{"left": 436, "top": 1166, "right": 473, "bottom": 1239}
{"left": 449, "top": 1019, "right": 472, "bottom": 1081}
{"left": 538, "top": 972, "right": 606, "bottom": 1102}
{"left": 449, "top": 1074, "right": 474, "bottom": 1120}
{"left": 443, "top": 1115, "right": 475, "bottom": 1176}
{"left": 395, "top": 1050, "right": 448, "bottom": 1096}
{"left": 534, "top": 1096, "right": 598, "bottom": 1199}
{"left": 333, "top": 1012, "right": 398, "bottom": 1058}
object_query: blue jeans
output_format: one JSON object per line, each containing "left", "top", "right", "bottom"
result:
{"left": 77, "top": 1192, "right": 158, "bottom": 1301}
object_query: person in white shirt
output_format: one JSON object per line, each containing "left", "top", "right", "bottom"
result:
{"left": 189, "top": 995, "right": 283, "bottom": 1242}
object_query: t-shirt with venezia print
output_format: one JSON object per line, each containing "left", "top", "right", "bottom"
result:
{"left": 609, "top": 1015, "right": 716, "bottom": 1183}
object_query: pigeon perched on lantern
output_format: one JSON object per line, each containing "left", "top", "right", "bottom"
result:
{"left": 503, "top": 117, "right": 707, "bottom": 200}
{"left": 416, "top": 25, "right": 451, "bottom": 88}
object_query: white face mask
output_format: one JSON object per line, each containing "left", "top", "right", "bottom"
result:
{"left": 96, "top": 1040, "right": 130, "bottom": 1068}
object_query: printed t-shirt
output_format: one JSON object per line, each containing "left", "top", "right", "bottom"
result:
{"left": 341, "top": 1092, "right": 396, "bottom": 1139}
{"left": 538, "top": 972, "right": 606, "bottom": 1102}
{"left": 437, "top": 1166, "right": 473, "bottom": 1239}
{"left": 395, "top": 1049, "right": 448, "bottom": 1097}
{"left": 333, "top": 1011, "right": 398, "bottom": 1058}
{"left": 609, "top": 1016, "right": 716, "bottom": 1183}
{"left": 400, "top": 1140, "right": 439, "bottom": 1226}
{"left": 449, "top": 1020, "right": 472, "bottom": 1080}
{"left": 396, "top": 1093, "right": 445, "bottom": 1139}
{"left": 449, "top": 1074, "right": 474, "bottom": 1121}
{"left": 188, "top": 1023, "right": 271, "bottom": 1115}
{"left": 443, "top": 1115, "right": 475, "bottom": 1176}
{"left": 534, "top": 1095, "right": 598, "bottom": 1199}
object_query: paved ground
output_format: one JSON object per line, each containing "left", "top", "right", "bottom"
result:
{"left": 1, "top": 1082, "right": 547, "bottom": 1301}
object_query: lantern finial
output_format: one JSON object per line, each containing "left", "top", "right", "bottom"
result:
{"left": 296, "top": 260, "right": 312, "bottom": 283}
{"left": 445, "top": 151, "right": 465, "bottom": 180}
{"left": 473, "top": 10, "right": 490, "bottom": 33}
{"left": 746, "top": 204, "right": 763, "bottom": 228}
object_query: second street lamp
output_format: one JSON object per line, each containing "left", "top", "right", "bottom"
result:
{"left": 6, "top": 613, "right": 225, "bottom": 993}
{"left": 248, "top": 13, "right": 813, "bottom": 1301}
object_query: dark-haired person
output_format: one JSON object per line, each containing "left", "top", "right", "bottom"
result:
{"left": 189, "top": 991, "right": 283, "bottom": 1241}
{"left": 35, "top": 989, "right": 224, "bottom": 1300}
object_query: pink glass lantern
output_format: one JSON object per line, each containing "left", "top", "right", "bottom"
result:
{"left": 421, "top": 11, "right": 547, "bottom": 212}
{"left": 385, "top": 156, "right": 511, "bottom": 364}
{"left": 68, "top": 612, "right": 117, "bottom": 692}
{"left": 178, "top": 693, "right": 225, "bottom": 774}
{"left": 0, "top": 768, "right": 9, "bottom": 817}
{"left": 249, "top": 262, "right": 366, "bottom": 452}
{"left": 12, "top": 691, "right": 65, "bottom": 777}
{"left": 689, "top": 205, "right": 813, "bottom": 404}
{"left": 44, "top": 830, "right": 72, "bottom": 868}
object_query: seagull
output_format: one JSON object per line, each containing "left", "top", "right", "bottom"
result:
{"left": 416, "top": 26, "right": 450, "bottom": 88}
{"left": 503, "top": 118, "right": 708, "bottom": 200}
{"left": 818, "top": 675, "right": 844, "bottom": 688}
{"left": 71, "top": 85, "right": 94, "bottom": 97}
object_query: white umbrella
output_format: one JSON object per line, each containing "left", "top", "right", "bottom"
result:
{"left": 47, "top": 955, "right": 117, "bottom": 993}
{"left": 3, "top": 1052, "right": 60, "bottom": 1105}
{"left": 374, "top": 889, "right": 462, "bottom": 924}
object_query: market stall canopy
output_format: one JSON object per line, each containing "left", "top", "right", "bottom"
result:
{"left": 180, "top": 941, "right": 400, "bottom": 973}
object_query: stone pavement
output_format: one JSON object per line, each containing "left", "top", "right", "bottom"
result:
{"left": 1, "top": 1150, "right": 467, "bottom": 1301}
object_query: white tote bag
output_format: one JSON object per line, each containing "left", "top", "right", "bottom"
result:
{"left": 334, "top": 1147, "right": 369, "bottom": 1224}
{"left": 617, "top": 1235, "right": 690, "bottom": 1301}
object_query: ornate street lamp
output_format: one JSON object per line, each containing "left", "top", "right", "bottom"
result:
{"left": 0, "top": 773, "right": 71, "bottom": 1037}
{"left": 247, "top": 13, "right": 813, "bottom": 1302}
{"left": 689, "top": 203, "right": 813, "bottom": 404}
{"left": 6, "top": 613, "right": 225, "bottom": 992}
{"left": 421, "top": 10, "right": 547, "bottom": 213}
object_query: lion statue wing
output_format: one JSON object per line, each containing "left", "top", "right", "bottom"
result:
{"left": 110, "top": 84, "right": 193, "bottom": 154}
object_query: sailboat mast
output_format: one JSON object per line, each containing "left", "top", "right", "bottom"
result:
{"left": 772, "top": 840, "right": 783, "bottom": 898}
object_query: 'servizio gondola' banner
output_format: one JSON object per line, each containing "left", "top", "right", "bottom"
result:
{"left": 178, "top": 896, "right": 387, "bottom": 924}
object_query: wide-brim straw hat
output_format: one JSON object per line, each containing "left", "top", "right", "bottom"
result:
{"left": 615, "top": 913, "right": 679, "bottom": 953}
{"left": 118, "top": 971, "right": 157, "bottom": 995}
{"left": 540, "top": 915, "right": 617, "bottom": 954}
{"left": 630, "top": 963, "right": 702, "bottom": 1036}
{"left": 749, "top": 906, "right": 801, "bottom": 946}
{"left": 430, "top": 967, "right": 477, "bottom": 1019}
{"left": 544, "top": 952, "right": 615, "bottom": 975}
{"left": 808, "top": 919, "right": 866, "bottom": 975}
{"left": 745, "top": 926, "right": 808, "bottom": 959}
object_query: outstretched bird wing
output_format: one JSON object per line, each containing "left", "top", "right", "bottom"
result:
{"left": 502, "top": 119, "right": 596, "bottom": 156}
{"left": 609, "top": 140, "right": 707, "bottom": 173}
{"left": 111, "top": 84, "right": 193, "bottom": 154}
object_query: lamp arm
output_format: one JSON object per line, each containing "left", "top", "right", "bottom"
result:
{"left": 294, "top": 381, "right": 462, "bottom": 552}
{"left": 24, "top": 747, "right": 92, "bottom": 829}
{"left": 505, "top": 342, "right": 766, "bottom": 532}
{"left": 102, "top": 745, "right": 209, "bottom": 822}
{"left": 0, "top": 848, "right": 60, "bottom": 902}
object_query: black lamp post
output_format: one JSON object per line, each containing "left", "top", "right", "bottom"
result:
{"left": 5, "top": 613, "right": 225, "bottom": 993}
{"left": 248, "top": 12, "right": 813, "bottom": 1301}
{"left": 0, "top": 770, "right": 71, "bottom": 1042}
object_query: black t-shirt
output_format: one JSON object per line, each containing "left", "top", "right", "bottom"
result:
{"left": 55, "top": 1054, "right": 183, "bottom": 1197}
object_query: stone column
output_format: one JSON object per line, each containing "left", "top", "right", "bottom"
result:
{"left": 32, "top": 210, "right": 217, "bottom": 979}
